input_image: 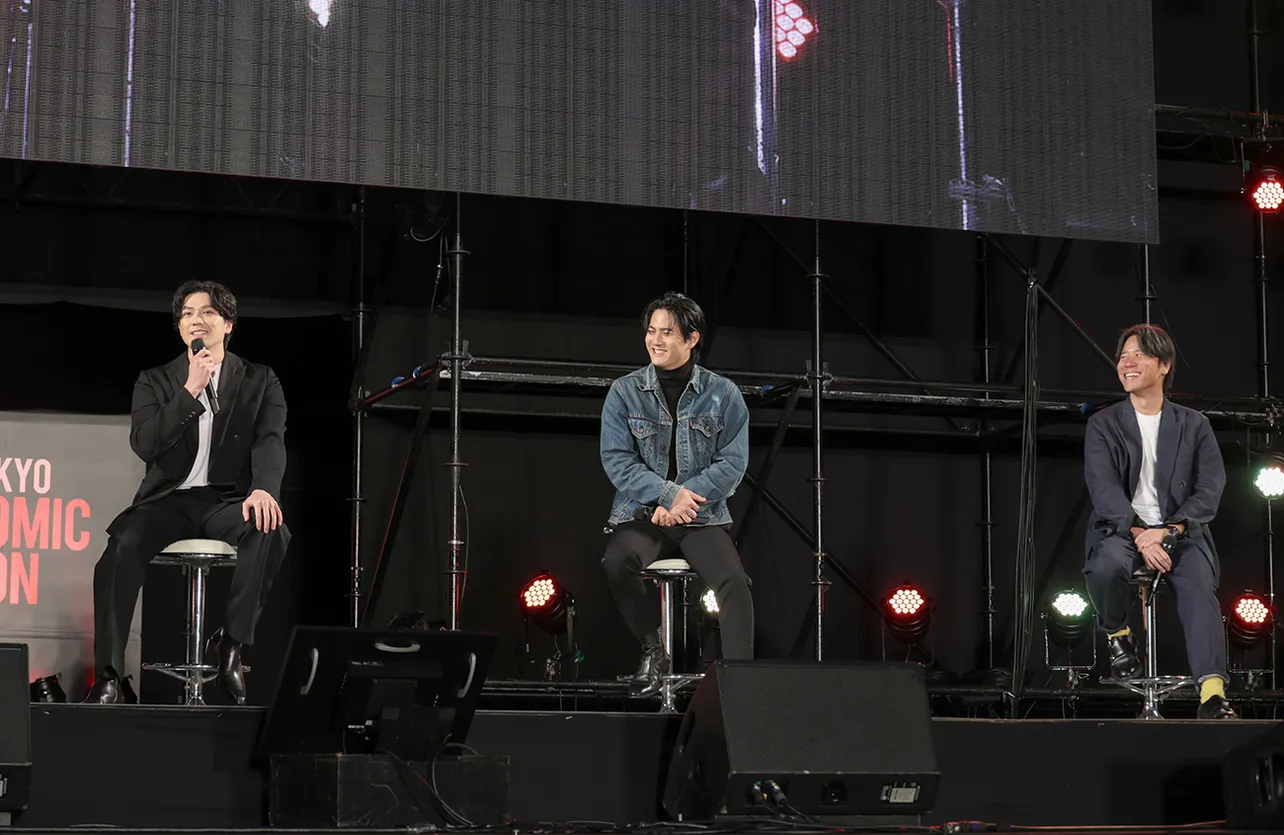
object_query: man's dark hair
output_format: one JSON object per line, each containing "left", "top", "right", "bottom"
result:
{"left": 641, "top": 292, "right": 705, "bottom": 351}
{"left": 172, "top": 280, "right": 238, "bottom": 330}
{"left": 1116, "top": 323, "right": 1176, "bottom": 390}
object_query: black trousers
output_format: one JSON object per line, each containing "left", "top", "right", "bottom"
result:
{"left": 1083, "top": 535, "right": 1227, "bottom": 682}
{"left": 92, "top": 486, "right": 291, "bottom": 675}
{"left": 602, "top": 522, "right": 754, "bottom": 659}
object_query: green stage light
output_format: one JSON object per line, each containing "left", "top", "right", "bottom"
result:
{"left": 1255, "top": 454, "right": 1284, "bottom": 499}
{"left": 1046, "top": 590, "right": 1092, "bottom": 649}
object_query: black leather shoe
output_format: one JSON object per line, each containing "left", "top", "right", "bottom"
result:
{"left": 1107, "top": 633, "right": 1142, "bottom": 680}
{"left": 629, "top": 644, "right": 670, "bottom": 698}
{"left": 207, "top": 628, "right": 247, "bottom": 705}
{"left": 1197, "top": 694, "right": 1238, "bottom": 719}
{"left": 83, "top": 667, "right": 139, "bottom": 705}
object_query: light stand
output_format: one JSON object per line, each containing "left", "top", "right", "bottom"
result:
{"left": 1041, "top": 612, "right": 1097, "bottom": 689}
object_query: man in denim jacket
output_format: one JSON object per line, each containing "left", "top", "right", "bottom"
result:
{"left": 600, "top": 292, "right": 755, "bottom": 698}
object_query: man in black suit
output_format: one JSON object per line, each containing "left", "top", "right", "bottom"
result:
{"left": 86, "top": 281, "right": 290, "bottom": 705}
{"left": 1083, "top": 324, "right": 1235, "bottom": 719}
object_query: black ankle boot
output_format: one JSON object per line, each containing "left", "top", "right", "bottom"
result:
{"left": 207, "top": 628, "right": 247, "bottom": 705}
{"left": 1107, "top": 633, "right": 1142, "bottom": 680}
{"left": 83, "top": 666, "right": 139, "bottom": 705}
{"left": 629, "top": 643, "right": 670, "bottom": 698}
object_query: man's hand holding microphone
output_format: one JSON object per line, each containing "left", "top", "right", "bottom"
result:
{"left": 185, "top": 338, "right": 219, "bottom": 411}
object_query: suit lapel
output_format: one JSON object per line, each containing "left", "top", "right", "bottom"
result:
{"left": 211, "top": 352, "right": 244, "bottom": 459}
{"left": 169, "top": 353, "right": 198, "bottom": 450}
{"left": 1154, "top": 399, "right": 1180, "bottom": 512}
{"left": 170, "top": 352, "right": 190, "bottom": 390}
{"left": 1119, "top": 402, "right": 1142, "bottom": 498}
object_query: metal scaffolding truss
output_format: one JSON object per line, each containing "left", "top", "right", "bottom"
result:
{"left": 340, "top": 8, "right": 1284, "bottom": 686}
{"left": 348, "top": 195, "right": 1281, "bottom": 686}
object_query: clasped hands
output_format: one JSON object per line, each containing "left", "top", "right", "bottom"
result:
{"left": 651, "top": 487, "right": 707, "bottom": 527}
{"left": 1131, "top": 524, "right": 1183, "bottom": 574}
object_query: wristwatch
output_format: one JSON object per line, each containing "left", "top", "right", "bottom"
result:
{"left": 1165, "top": 524, "right": 1181, "bottom": 539}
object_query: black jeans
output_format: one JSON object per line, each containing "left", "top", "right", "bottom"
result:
{"left": 602, "top": 521, "right": 754, "bottom": 659}
{"left": 1083, "top": 534, "right": 1227, "bottom": 682}
{"left": 92, "top": 486, "right": 291, "bottom": 676}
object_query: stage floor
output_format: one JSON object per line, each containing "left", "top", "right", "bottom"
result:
{"left": 16, "top": 702, "right": 1282, "bottom": 831}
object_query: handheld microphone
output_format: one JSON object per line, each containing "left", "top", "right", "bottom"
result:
{"left": 190, "top": 337, "right": 220, "bottom": 415}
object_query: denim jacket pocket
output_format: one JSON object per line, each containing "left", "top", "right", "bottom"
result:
{"left": 688, "top": 415, "right": 724, "bottom": 461}
{"left": 629, "top": 417, "right": 662, "bottom": 459}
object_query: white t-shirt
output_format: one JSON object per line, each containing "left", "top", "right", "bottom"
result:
{"left": 1131, "top": 410, "right": 1163, "bottom": 526}
{"left": 177, "top": 362, "right": 223, "bottom": 491}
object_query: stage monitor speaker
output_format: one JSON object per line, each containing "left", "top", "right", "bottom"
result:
{"left": 663, "top": 660, "right": 938, "bottom": 820}
{"left": 1223, "top": 721, "right": 1284, "bottom": 830}
{"left": 0, "top": 643, "right": 32, "bottom": 818}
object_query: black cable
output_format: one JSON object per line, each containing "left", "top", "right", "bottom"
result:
{"left": 1012, "top": 279, "right": 1040, "bottom": 697}
{"left": 429, "top": 740, "right": 475, "bottom": 827}
{"left": 380, "top": 745, "right": 466, "bottom": 828}
{"left": 459, "top": 483, "right": 470, "bottom": 606}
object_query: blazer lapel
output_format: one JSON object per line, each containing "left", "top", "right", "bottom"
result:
{"left": 211, "top": 352, "right": 244, "bottom": 459}
{"left": 1119, "top": 402, "right": 1142, "bottom": 499}
{"left": 170, "top": 353, "right": 198, "bottom": 449}
{"left": 1154, "top": 400, "right": 1181, "bottom": 512}
{"left": 170, "top": 352, "right": 190, "bottom": 390}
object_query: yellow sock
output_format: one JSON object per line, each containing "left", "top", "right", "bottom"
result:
{"left": 1106, "top": 627, "right": 1131, "bottom": 640}
{"left": 1200, "top": 677, "right": 1225, "bottom": 704}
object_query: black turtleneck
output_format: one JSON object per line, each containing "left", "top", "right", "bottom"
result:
{"left": 656, "top": 358, "right": 693, "bottom": 481}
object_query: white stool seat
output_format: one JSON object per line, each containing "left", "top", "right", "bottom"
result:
{"left": 161, "top": 539, "right": 238, "bottom": 556}
{"left": 644, "top": 558, "right": 694, "bottom": 573}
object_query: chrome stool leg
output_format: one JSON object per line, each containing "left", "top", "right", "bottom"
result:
{"left": 1138, "top": 579, "right": 1162, "bottom": 719}
{"left": 659, "top": 578, "right": 678, "bottom": 713}
{"left": 184, "top": 564, "right": 209, "bottom": 706}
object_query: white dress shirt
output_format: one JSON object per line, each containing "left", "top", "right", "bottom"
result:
{"left": 177, "top": 361, "right": 223, "bottom": 491}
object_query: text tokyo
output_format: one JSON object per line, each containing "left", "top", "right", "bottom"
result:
{"left": 0, "top": 458, "right": 53, "bottom": 493}
{"left": 0, "top": 496, "right": 92, "bottom": 605}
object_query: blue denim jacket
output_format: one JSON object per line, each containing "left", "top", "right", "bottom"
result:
{"left": 600, "top": 363, "right": 750, "bottom": 526}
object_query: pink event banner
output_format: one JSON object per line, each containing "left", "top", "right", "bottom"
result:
{"left": 0, "top": 412, "right": 145, "bottom": 700}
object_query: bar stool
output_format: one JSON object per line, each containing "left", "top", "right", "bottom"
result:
{"left": 1106, "top": 565, "right": 1192, "bottom": 719}
{"left": 142, "top": 539, "right": 246, "bottom": 706}
{"left": 641, "top": 558, "right": 705, "bottom": 713}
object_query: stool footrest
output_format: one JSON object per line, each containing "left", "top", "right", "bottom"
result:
{"left": 143, "top": 662, "right": 251, "bottom": 674}
{"left": 660, "top": 673, "right": 705, "bottom": 686}
{"left": 1105, "top": 675, "right": 1190, "bottom": 694}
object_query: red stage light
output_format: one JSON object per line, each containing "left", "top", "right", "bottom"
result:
{"left": 1250, "top": 169, "right": 1283, "bottom": 213}
{"left": 887, "top": 586, "right": 926, "bottom": 618}
{"left": 521, "top": 572, "right": 575, "bottom": 634}
{"left": 1228, "top": 591, "right": 1272, "bottom": 649}
{"left": 1233, "top": 592, "right": 1270, "bottom": 626}
{"left": 774, "top": 1, "right": 815, "bottom": 61}
{"left": 883, "top": 585, "right": 932, "bottom": 644}
{"left": 521, "top": 574, "right": 558, "bottom": 609}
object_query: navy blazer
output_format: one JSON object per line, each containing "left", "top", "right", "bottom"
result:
{"left": 1083, "top": 398, "right": 1226, "bottom": 569}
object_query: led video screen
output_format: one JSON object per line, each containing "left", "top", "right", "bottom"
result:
{"left": 0, "top": 0, "right": 1157, "bottom": 243}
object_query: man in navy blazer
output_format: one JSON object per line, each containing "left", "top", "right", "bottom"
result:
{"left": 1083, "top": 324, "right": 1235, "bottom": 719}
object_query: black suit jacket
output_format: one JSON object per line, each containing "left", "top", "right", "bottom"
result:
{"left": 1083, "top": 397, "right": 1225, "bottom": 570}
{"left": 108, "top": 350, "right": 288, "bottom": 534}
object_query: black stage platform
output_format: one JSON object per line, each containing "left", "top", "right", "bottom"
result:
{"left": 16, "top": 702, "right": 1283, "bottom": 832}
